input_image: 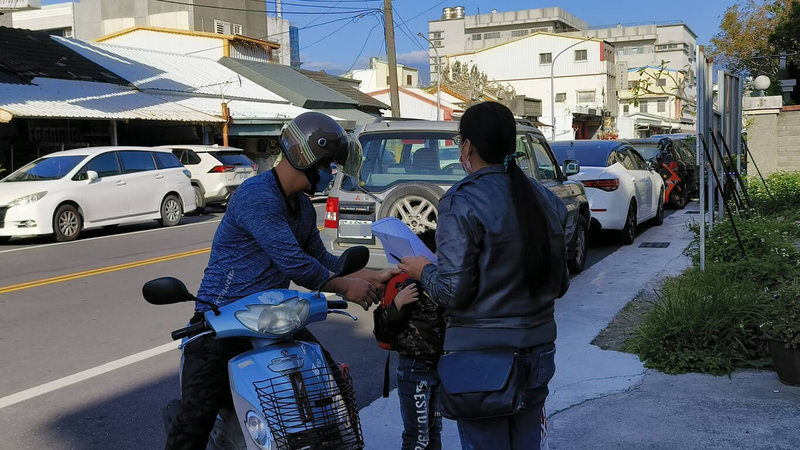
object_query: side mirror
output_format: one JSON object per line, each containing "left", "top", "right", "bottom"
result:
{"left": 335, "top": 246, "right": 370, "bottom": 278}
{"left": 142, "top": 277, "right": 196, "bottom": 305}
{"left": 86, "top": 170, "right": 99, "bottom": 183}
{"left": 563, "top": 160, "right": 580, "bottom": 176}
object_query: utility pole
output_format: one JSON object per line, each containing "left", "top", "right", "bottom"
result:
{"left": 383, "top": 0, "right": 401, "bottom": 117}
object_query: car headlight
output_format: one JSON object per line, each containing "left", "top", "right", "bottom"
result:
{"left": 245, "top": 411, "right": 275, "bottom": 449}
{"left": 235, "top": 298, "right": 310, "bottom": 336}
{"left": 7, "top": 191, "right": 47, "bottom": 208}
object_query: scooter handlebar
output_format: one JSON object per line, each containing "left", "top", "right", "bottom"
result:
{"left": 171, "top": 321, "right": 208, "bottom": 340}
{"left": 327, "top": 299, "right": 349, "bottom": 309}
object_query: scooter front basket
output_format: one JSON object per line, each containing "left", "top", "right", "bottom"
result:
{"left": 253, "top": 363, "right": 363, "bottom": 450}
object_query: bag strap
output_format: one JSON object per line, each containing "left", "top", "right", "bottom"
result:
{"left": 382, "top": 352, "right": 391, "bottom": 398}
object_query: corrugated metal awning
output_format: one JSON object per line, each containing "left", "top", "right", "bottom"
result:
{"left": 0, "top": 78, "right": 222, "bottom": 122}
{"left": 158, "top": 95, "right": 314, "bottom": 122}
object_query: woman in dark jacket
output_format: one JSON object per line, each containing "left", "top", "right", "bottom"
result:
{"left": 399, "top": 101, "right": 569, "bottom": 449}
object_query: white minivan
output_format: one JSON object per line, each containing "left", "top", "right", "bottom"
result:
{"left": 0, "top": 146, "right": 196, "bottom": 242}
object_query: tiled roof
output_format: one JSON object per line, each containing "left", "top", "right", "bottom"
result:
{"left": 294, "top": 68, "right": 389, "bottom": 110}
{"left": 0, "top": 26, "right": 128, "bottom": 85}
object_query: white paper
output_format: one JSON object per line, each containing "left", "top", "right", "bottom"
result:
{"left": 371, "top": 217, "right": 437, "bottom": 264}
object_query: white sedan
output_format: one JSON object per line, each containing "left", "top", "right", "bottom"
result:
{"left": 0, "top": 146, "right": 196, "bottom": 242}
{"left": 551, "top": 140, "right": 665, "bottom": 244}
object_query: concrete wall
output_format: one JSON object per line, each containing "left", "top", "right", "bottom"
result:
{"left": 744, "top": 99, "right": 800, "bottom": 174}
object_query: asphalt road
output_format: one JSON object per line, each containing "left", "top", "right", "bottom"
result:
{"left": 0, "top": 203, "right": 658, "bottom": 449}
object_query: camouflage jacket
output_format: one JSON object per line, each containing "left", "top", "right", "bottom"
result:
{"left": 373, "top": 280, "right": 445, "bottom": 365}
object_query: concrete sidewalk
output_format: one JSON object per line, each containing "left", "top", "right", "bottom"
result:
{"left": 359, "top": 206, "right": 800, "bottom": 449}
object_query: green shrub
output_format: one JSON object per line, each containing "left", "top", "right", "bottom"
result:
{"left": 747, "top": 171, "right": 800, "bottom": 213}
{"left": 761, "top": 280, "right": 800, "bottom": 350}
{"left": 625, "top": 268, "right": 771, "bottom": 375}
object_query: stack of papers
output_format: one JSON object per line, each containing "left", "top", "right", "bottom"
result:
{"left": 371, "top": 217, "right": 437, "bottom": 265}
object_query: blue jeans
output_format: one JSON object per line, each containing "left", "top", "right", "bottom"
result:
{"left": 397, "top": 355, "right": 443, "bottom": 450}
{"left": 456, "top": 343, "right": 556, "bottom": 450}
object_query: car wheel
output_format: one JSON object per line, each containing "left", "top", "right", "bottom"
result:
{"left": 568, "top": 214, "right": 589, "bottom": 274}
{"left": 670, "top": 183, "right": 687, "bottom": 209}
{"left": 159, "top": 195, "right": 183, "bottom": 227}
{"left": 378, "top": 183, "right": 444, "bottom": 234}
{"left": 616, "top": 200, "right": 637, "bottom": 245}
{"left": 651, "top": 189, "right": 665, "bottom": 225}
{"left": 186, "top": 185, "right": 205, "bottom": 216}
{"left": 53, "top": 204, "right": 82, "bottom": 242}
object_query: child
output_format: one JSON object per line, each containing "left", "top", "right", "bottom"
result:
{"left": 374, "top": 230, "right": 445, "bottom": 450}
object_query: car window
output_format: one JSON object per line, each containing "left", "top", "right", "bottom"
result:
{"left": 528, "top": 135, "right": 558, "bottom": 182}
{"left": 171, "top": 149, "right": 186, "bottom": 163}
{"left": 171, "top": 148, "right": 201, "bottom": 165}
{"left": 119, "top": 151, "right": 156, "bottom": 173}
{"left": 673, "top": 140, "right": 694, "bottom": 162}
{"left": 514, "top": 134, "right": 535, "bottom": 177}
{"left": 4, "top": 155, "right": 86, "bottom": 182}
{"left": 77, "top": 152, "right": 121, "bottom": 179}
{"left": 608, "top": 151, "right": 618, "bottom": 166}
{"left": 631, "top": 144, "right": 661, "bottom": 162}
{"left": 153, "top": 152, "right": 183, "bottom": 169}
{"left": 209, "top": 151, "right": 253, "bottom": 166}
{"left": 617, "top": 149, "right": 637, "bottom": 170}
{"left": 343, "top": 132, "right": 465, "bottom": 191}
{"left": 625, "top": 148, "right": 649, "bottom": 170}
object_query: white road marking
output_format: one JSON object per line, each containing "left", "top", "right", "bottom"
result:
{"left": 0, "top": 341, "right": 179, "bottom": 409}
{"left": 0, "top": 219, "right": 222, "bottom": 255}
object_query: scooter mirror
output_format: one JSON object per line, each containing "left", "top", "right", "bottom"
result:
{"left": 335, "top": 246, "right": 369, "bottom": 278}
{"left": 143, "top": 277, "right": 196, "bottom": 305}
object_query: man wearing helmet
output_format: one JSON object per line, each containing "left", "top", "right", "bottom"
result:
{"left": 166, "top": 112, "right": 395, "bottom": 449}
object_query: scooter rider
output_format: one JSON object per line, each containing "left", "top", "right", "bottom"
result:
{"left": 166, "top": 112, "right": 397, "bottom": 449}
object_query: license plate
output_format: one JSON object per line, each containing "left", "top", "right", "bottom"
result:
{"left": 237, "top": 172, "right": 249, "bottom": 180}
{"left": 338, "top": 219, "right": 372, "bottom": 239}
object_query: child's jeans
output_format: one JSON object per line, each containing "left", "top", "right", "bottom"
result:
{"left": 396, "top": 355, "right": 443, "bottom": 450}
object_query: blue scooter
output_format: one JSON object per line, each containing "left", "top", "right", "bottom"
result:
{"left": 143, "top": 247, "right": 369, "bottom": 450}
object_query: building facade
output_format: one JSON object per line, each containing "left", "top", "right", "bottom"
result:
{"left": 347, "top": 58, "right": 419, "bottom": 94}
{"left": 449, "top": 33, "right": 617, "bottom": 140}
{"left": 617, "top": 67, "right": 694, "bottom": 138}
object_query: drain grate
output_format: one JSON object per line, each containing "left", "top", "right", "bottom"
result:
{"left": 639, "top": 242, "right": 671, "bottom": 248}
{"left": 684, "top": 210, "right": 700, "bottom": 214}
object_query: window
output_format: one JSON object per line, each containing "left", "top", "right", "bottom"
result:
{"left": 433, "top": 39, "right": 443, "bottom": 48}
{"left": 171, "top": 149, "right": 201, "bottom": 165}
{"left": 386, "top": 76, "right": 390, "bottom": 85}
{"left": 640, "top": 100, "right": 648, "bottom": 113}
{"left": 209, "top": 151, "right": 254, "bottom": 166}
{"left": 529, "top": 135, "right": 558, "bottom": 182}
{"left": 539, "top": 53, "right": 552, "bottom": 64}
{"left": 657, "top": 78, "right": 667, "bottom": 87}
{"left": 430, "top": 31, "right": 442, "bottom": 39}
{"left": 214, "top": 19, "right": 231, "bottom": 35}
{"left": 577, "top": 90, "right": 595, "bottom": 103}
{"left": 153, "top": 152, "right": 182, "bottom": 169}
{"left": 511, "top": 29, "right": 529, "bottom": 38}
{"left": 84, "top": 152, "right": 121, "bottom": 178}
{"left": 627, "top": 149, "right": 649, "bottom": 170}
{"left": 483, "top": 32, "right": 501, "bottom": 39}
{"left": 657, "top": 99, "right": 666, "bottom": 113}
{"left": 574, "top": 49, "right": 587, "bottom": 61}
{"left": 555, "top": 92, "right": 566, "bottom": 102}
{"left": 623, "top": 104, "right": 629, "bottom": 113}
{"left": 406, "top": 75, "right": 413, "bottom": 85}
{"left": 472, "top": 33, "right": 482, "bottom": 41}
{"left": 233, "top": 24, "right": 243, "bottom": 35}
{"left": 119, "top": 151, "right": 156, "bottom": 173}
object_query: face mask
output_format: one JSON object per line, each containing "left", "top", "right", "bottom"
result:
{"left": 459, "top": 145, "right": 474, "bottom": 175}
{"left": 305, "top": 167, "right": 334, "bottom": 195}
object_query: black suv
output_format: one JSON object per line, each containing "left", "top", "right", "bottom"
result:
{"left": 323, "top": 119, "right": 592, "bottom": 274}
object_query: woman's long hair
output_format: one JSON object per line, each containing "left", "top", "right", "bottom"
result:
{"left": 459, "top": 102, "right": 550, "bottom": 293}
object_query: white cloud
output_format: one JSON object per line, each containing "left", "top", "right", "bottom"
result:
{"left": 397, "top": 50, "right": 430, "bottom": 65}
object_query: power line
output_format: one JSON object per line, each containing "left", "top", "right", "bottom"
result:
{"left": 302, "top": 10, "right": 379, "bottom": 50}
{"left": 391, "top": 8, "right": 426, "bottom": 53}
{"left": 345, "top": 17, "right": 383, "bottom": 73}
{"left": 155, "top": 0, "right": 378, "bottom": 14}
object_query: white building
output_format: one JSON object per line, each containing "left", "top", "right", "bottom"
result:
{"left": 449, "top": 33, "right": 617, "bottom": 140}
{"left": 347, "top": 58, "right": 419, "bottom": 94}
{"left": 367, "top": 87, "right": 464, "bottom": 120}
{"left": 617, "top": 67, "right": 695, "bottom": 138}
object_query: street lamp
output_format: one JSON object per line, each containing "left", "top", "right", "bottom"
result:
{"left": 418, "top": 32, "right": 442, "bottom": 121}
{"left": 550, "top": 36, "right": 594, "bottom": 141}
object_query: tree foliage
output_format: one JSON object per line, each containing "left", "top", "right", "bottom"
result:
{"left": 709, "top": 0, "right": 799, "bottom": 77}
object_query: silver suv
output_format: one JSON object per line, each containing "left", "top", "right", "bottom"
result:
{"left": 323, "top": 120, "right": 591, "bottom": 273}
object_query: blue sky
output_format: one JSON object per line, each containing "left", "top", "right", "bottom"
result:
{"left": 43, "top": 0, "right": 733, "bottom": 82}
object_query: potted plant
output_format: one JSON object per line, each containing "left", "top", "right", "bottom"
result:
{"left": 762, "top": 281, "right": 800, "bottom": 386}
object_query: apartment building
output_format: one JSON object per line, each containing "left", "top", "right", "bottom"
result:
{"left": 449, "top": 33, "right": 617, "bottom": 140}
{"left": 617, "top": 67, "right": 695, "bottom": 138}
{"left": 347, "top": 58, "right": 419, "bottom": 93}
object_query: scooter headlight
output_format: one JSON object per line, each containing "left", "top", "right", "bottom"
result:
{"left": 234, "top": 298, "right": 311, "bottom": 336}
{"left": 245, "top": 411, "right": 274, "bottom": 449}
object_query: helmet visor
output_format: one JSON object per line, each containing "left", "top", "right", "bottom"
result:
{"left": 338, "top": 135, "right": 363, "bottom": 179}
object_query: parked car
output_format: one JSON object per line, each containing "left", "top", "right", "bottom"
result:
{"left": 550, "top": 140, "right": 665, "bottom": 245}
{"left": 0, "top": 146, "right": 196, "bottom": 242}
{"left": 323, "top": 120, "right": 592, "bottom": 273}
{"left": 158, "top": 145, "right": 257, "bottom": 213}
{"left": 626, "top": 136, "right": 698, "bottom": 208}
